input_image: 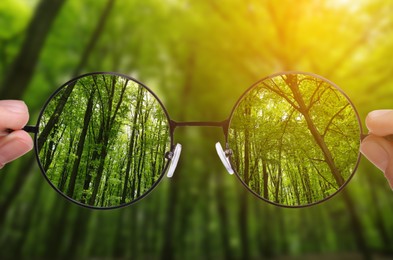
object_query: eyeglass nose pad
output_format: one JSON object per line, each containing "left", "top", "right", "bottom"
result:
{"left": 166, "top": 143, "right": 182, "bottom": 178}
{"left": 215, "top": 142, "right": 234, "bottom": 175}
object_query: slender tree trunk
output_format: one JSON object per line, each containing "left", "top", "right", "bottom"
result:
{"left": 257, "top": 204, "right": 273, "bottom": 258}
{"left": 215, "top": 176, "right": 233, "bottom": 260}
{"left": 136, "top": 110, "right": 149, "bottom": 198}
{"left": 64, "top": 210, "right": 90, "bottom": 259}
{"left": 66, "top": 88, "right": 95, "bottom": 198}
{"left": 341, "top": 189, "right": 371, "bottom": 259}
{"left": 365, "top": 175, "right": 392, "bottom": 251}
{"left": 0, "top": 0, "right": 67, "bottom": 98}
{"left": 238, "top": 191, "right": 250, "bottom": 260}
{"left": 73, "top": 0, "right": 116, "bottom": 75}
{"left": 38, "top": 82, "right": 76, "bottom": 151}
{"left": 88, "top": 130, "right": 109, "bottom": 206}
{"left": 243, "top": 106, "right": 251, "bottom": 185}
{"left": 262, "top": 160, "right": 269, "bottom": 200}
{"left": 42, "top": 125, "right": 66, "bottom": 171}
{"left": 89, "top": 77, "right": 126, "bottom": 205}
{"left": 100, "top": 160, "right": 113, "bottom": 207}
{"left": 113, "top": 210, "right": 129, "bottom": 258}
{"left": 121, "top": 87, "right": 143, "bottom": 204}
{"left": 160, "top": 53, "right": 196, "bottom": 260}
{"left": 58, "top": 134, "right": 75, "bottom": 191}
{"left": 0, "top": 154, "right": 35, "bottom": 227}
{"left": 14, "top": 175, "right": 45, "bottom": 258}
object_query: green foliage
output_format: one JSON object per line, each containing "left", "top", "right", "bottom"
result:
{"left": 0, "top": 0, "right": 31, "bottom": 39}
{"left": 38, "top": 73, "right": 171, "bottom": 207}
{"left": 229, "top": 73, "right": 360, "bottom": 206}
{"left": 1, "top": 0, "right": 393, "bottom": 259}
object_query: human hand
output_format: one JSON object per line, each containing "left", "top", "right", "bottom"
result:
{"left": 0, "top": 100, "right": 33, "bottom": 169}
{"left": 360, "top": 110, "right": 393, "bottom": 189}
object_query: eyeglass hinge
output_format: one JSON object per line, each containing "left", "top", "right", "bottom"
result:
{"left": 165, "top": 151, "right": 174, "bottom": 160}
{"left": 224, "top": 148, "right": 233, "bottom": 157}
{"left": 23, "top": 125, "right": 38, "bottom": 134}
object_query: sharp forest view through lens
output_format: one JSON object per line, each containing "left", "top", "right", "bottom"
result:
{"left": 229, "top": 73, "right": 361, "bottom": 206}
{"left": 37, "top": 74, "right": 171, "bottom": 208}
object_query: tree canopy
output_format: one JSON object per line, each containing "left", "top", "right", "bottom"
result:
{"left": 1, "top": 0, "right": 393, "bottom": 259}
{"left": 38, "top": 73, "right": 171, "bottom": 207}
{"left": 229, "top": 73, "right": 360, "bottom": 206}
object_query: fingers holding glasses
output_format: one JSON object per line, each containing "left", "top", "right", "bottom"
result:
{"left": 2, "top": 72, "right": 370, "bottom": 209}
{"left": 0, "top": 130, "right": 33, "bottom": 169}
{"left": 0, "top": 100, "right": 33, "bottom": 169}
{"left": 360, "top": 110, "right": 393, "bottom": 189}
{"left": 365, "top": 110, "right": 393, "bottom": 136}
{"left": 0, "top": 100, "right": 30, "bottom": 131}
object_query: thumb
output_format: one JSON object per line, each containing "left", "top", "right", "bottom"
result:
{"left": 360, "top": 135, "right": 393, "bottom": 189}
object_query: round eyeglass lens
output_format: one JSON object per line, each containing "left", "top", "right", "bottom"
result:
{"left": 36, "top": 73, "right": 172, "bottom": 208}
{"left": 228, "top": 72, "right": 361, "bottom": 207}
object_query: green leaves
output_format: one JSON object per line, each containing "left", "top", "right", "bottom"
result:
{"left": 37, "top": 73, "right": 171, "bottom": 208}
{"left": 229, "top": 73, "right": 360, "bottom": 206}
{"left": 0, "top": 0, "right": 31, "bottom": 39}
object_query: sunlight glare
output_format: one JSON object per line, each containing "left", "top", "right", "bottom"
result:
{"left": 328, "top": 0, "right": 363, "bottom": 12}
{"left": 334, "top": 0, "right": 351, "bottom": 6}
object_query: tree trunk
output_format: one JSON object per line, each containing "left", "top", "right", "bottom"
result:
{"left": 341, "top": 189, "right": 371, "bottom": 259}
{"left": 238, "top": 191, "right": 250, "bottom": 260}
{"left": 121, "top": 87, "right": 143, "bottom": 204}
{"left": 37, "top": 82, "right": 76, "bottom": 151}
{"left": 88, "top": 77, "right": 126, "bottom": 206}
{"left": 243, "top": 106, "right": 251, "bottom": 185}
{"left": 0, "top": 0, "right": 67, "bottom": 99}
{"left": 262, "top": 160, "right": 269, "bottom": 200}
{"left": 58, "top": 134, "right": 75, "bottom": 191}
{"left": 66, "top": 88, "right": 95, "bottom": 198}
{"left": 286, "top": 75, "right": 345, "bottom": 187}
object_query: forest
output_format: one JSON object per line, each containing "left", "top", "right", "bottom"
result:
{"left": 38, "top": 73, "right": 171, "bottom": 207}
{"left": 1, "top": 0, "right": 393, "bottom": 259}
{"left": 229, "top": 73, "right": 360, "bottom": 206}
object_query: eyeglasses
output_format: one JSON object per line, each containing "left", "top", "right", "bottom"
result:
{"left": 17, "top": 71, "right": 364, "bottom": 209}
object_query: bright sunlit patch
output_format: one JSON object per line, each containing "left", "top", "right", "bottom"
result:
{"left": 333, "top": 0, "right": 351, "bottom": 6}
{"left": 327, "top": 0, "right": 363, "bottom": 12}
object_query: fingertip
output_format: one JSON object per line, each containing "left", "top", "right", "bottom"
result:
{"left": 365, "top": 109, "right": 393, "bottom": 136}
{"left": 0, "top": 100, "right": 30, "bottom": 130}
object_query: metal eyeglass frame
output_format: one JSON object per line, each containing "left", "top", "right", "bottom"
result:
{"left": 16, "top": 71, "right": 365, "bottom": 209}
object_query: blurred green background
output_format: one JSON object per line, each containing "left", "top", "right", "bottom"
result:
{"left": 1, "top": 0, "right": 393, "bottom": 259}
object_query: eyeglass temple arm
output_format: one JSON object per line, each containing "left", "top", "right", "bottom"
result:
{"left": 0, "top": 126, "right": 38, "bottom": 137}
{"left": 23, "top": 125, "right": 38, "bottom": 134}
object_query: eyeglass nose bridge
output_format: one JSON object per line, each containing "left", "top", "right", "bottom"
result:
{"left": 166, "top": 119, "right": 232, "bottom": 178}
{"left": 164, "top": 142, "right": 234, "bottom": 178}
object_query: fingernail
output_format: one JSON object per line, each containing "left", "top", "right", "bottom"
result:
{"left": 1, "top": 100, "right": 28, "bottom": 114}
{"left": 360, "top": 139, "right": 389, "bottom": 172}
{"left": 368, "top": 110, "right": 392, "bottom": 119}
